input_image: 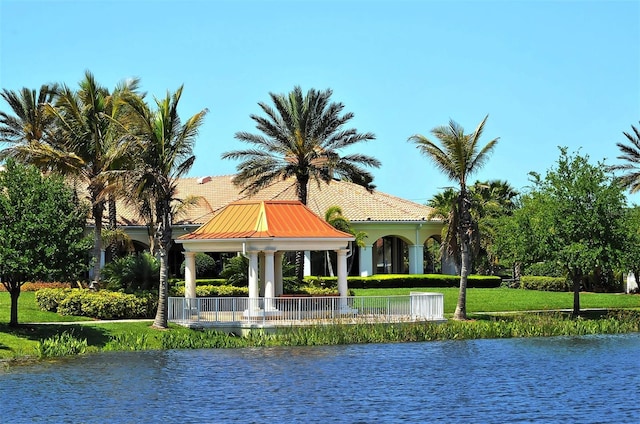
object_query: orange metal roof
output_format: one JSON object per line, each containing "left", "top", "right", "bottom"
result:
{"left": 178, "top": 200, "right": 354, "bottom": 240}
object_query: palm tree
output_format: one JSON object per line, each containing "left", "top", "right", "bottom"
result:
{"left": 0, "top": 84, "right": 58, "bottom": 147}
{"left": 409, "top": 115, "right": 499, "bottom": 320}
{"left": 611, "top": 122, "right": 640, "bottom": 192}
{"left": 44, "top": 71, "right": 140, "bottom": 282}
{"left": 324, "top": 205, "right": 367, "bottom": 276}
{"left": 223, "top": 86, "right": 380, "bottom": 279}
{"left": 116, "top": 86, "right": 207, "bottom": 329}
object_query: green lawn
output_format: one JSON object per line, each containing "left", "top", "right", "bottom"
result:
{"left": 352, "top": 287, "right": 640, "bottom": 314}
{"left": 0, "top": 291, "right": 92, "bottom": 324}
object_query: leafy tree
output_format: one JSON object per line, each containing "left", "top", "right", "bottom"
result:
{"left": 0, "top": 160, "right": 91, "bottom": 326}
{"left": 222, "top": 86, "right": 380, "bottom": 280}
{"left": 115, "top": 86, "right": 208, "bottom": 329}
{"left": 409, "top": 115, "right": 499, "bottom": 320}
{"left": 499, "top": 148, "right": 627, "bottom": 316}
{"left": 621, "top": 206, "right": 640, "bottom": 290}
{"left": 0, "top": 72, "right": 140, "bottom": 282}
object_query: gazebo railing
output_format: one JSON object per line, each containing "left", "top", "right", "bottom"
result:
{"left": 168, "top": 293, "right": 444, "bottom": 325}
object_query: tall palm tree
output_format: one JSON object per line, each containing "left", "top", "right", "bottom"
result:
{"left": 116, "top": 86, "right": 207, "bottom": 329}
{"left": 409, "top": 115, "right": 499, "bottom": 320}
{"left": 0, "top": 84, "right": 58, "bottom": 147}
{"left": 611, "top": 122, "right": 640, "bottom": 192}
{"left": 44, "top": 71, "right": 140, "bottom": 282}
{"left": 223, "top": 86, "right": 380, "bottom": 279}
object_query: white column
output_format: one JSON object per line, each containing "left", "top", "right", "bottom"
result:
{"left": 184, "top": 251, "right": 197, "bottom": 298}
{"left": 264, "top": 250, "right": 276, "bottom": 310}
{"left": 408, "top": 245, "right": 424, "bottom": 274}
{"left": 100, "top": 249, "right": 106, "bottom": 269}
{"left": 248, "top": 250, "right": 259, "bottom": 310}
{"left": 259, "top": 252, "right": 265, "bottom": 297}
{"left": 359, "top": 245, "right": 373, "bottom": 277}
{"left": 274, "top": 251, "right": 284, "bottom": 296}
{"left": 303, "top": 250, "right": 312, "bottom": 276}
{"left": 337, "top": 249, "right": 349, "bottom": 310}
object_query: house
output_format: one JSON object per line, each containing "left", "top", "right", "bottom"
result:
{"left": 111, "top": 175, "right": 447, "bottom": 277}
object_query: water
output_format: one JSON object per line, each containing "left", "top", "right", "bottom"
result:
{"left": 2, "top": 334, "right": 639, "bottom": 423}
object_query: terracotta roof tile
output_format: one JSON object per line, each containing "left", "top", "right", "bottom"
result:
{"left": 99, "top": 175, "right": 437, "bottom": 226}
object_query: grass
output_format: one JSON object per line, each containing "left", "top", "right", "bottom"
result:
{"left": 352, "top": 287, "right": 640, "bottom": 314}
{"left": 0, "top": 288, "right": 638, "bottom": 363}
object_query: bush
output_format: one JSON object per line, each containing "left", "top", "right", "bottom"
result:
{"left": 172, "top": 284, "right": 249, "bottom": 297}
{"left": 220, "top": 255, "right": 248, "bottom": 286}
{"left": 303, "top": 274, "right": 502, "bottom": 290}
{"left": 524, "top": 262, "right": 566, "bottom": 278}
{"left": 37, "top": 331, "right": 88, "bottom": 358}
{"left": 520, "top": 276, "right": 571, "bottom": 292}
{"left": 101, "top": 252, "right": 159, "bottom": 292}
{"left": 35, "top": 288, "right": 157, "bottom": 319}
{"left": 180, "top": 253, "right": 218, "bottom": 278}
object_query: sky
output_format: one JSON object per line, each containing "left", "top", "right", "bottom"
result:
{"left": 1, "top": 0, "right": 639, "bottom": 205}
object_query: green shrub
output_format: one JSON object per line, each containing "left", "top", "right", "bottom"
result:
{"left": 172, "top": 284, "right": 249, "bottom": 297}
{"left": 101, "top": 252, "right": 159, "bottom": 292}
{"left": 180, "top": 253, "right": 218, "bottom": 278}
{"left": 35, "top": 288, "right": 75, "bottom": 312}
{"left": 37, "top": 288, "right": 157, "bottom": 319}
{"left": 303, "top": 274, "right": 501, "bottom": 290}
{"left": 220, "top": 255, "right": 249, "bottom": 286}
{"left": 36, "top": 331, "right": 88, "bottom": 358}
{"left": 520, "top": 276, "right": 571, "bottom": 292}
{"left": 524, "top": 262, "right": 566, "bottom": 278}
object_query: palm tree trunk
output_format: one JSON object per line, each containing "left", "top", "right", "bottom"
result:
{"left": 295, "top": 175, "right": 310, "bottom": 282}
{"left": 453, "top": 189, "right": 471, "bottom": 320}
{"left": 108, "top": 194, "right": 118, "bottom": 260}
{"left": 92, "top": 199, "right": 104, "bottom": 283}
{"left": 153, "top": 202, "right": 172, "bottom": 329}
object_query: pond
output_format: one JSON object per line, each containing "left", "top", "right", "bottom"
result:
{"left": 2, "top": 333, "right": 639, "bottom": 423}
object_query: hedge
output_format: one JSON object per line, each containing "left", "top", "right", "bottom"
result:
{"left": 171, "top": 285, "right": 249, "bottom": 297}
{"left": 519, "top": 276, "right": 571, "bottom": 292}
{"left": 305, "top": 274, "right": 502, "bottom": 289}
{"left": 36, "top": 288, "right": 157, "bottom": 319}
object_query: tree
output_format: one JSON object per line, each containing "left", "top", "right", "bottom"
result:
{"left": 0, "top": 84, "right": 58, "bottom": 146}
{"left": 0, "top": 160, "right": 91, "bottom": 326}
{"left": 610, "top": 121, "right": 640, "bottom": 193}
{"left": 409, "top": 115, "right": 499, "bottom": 320}
{"left": 621, "top": 206, "right": 640, "bottom": 290}
{"left": 1, "top": 72, "right": 140, "bottom": 282}
{"left": 500, "top": 148, "right": 627, "bottom": 316}
{"left": 116, "top": 86, "right": 207, "bottom": 329}
{"left": 222, "top": 86, "right": 380, "bottom": 280}
{"left": 324, "top": 205, "right": 367, "bottom": 276}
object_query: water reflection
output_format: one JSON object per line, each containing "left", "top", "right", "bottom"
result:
{"left": 2, "top": 334, "right": 640, "bottom": 423}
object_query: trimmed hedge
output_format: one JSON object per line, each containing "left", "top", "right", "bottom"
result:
{"left": 36, "top": 288, "right": 157, "bottom": 319}
{"left": 305, "top": 274, "right": 502, "bottom": 289}
{"left": 171, "top": 285, "right": 249, "bottom": 297}
{"left": 520, "top": 276, "right": 571, "bottom": 292}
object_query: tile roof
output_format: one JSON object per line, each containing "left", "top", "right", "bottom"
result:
{"left": 179, "top": 200, "right": 354, "bottom": 240}
{"left": 108, "top": 175, "right": 438, "bottom": 226}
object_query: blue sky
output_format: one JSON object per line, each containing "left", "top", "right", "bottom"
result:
{"left": 1, "top": 0, "right": 639, "bottom": 204}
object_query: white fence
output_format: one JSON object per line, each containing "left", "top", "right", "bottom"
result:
{"left": 168, "top": 292, "right": 444, "bottom": 326}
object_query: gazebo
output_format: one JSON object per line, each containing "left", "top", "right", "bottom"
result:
{"left": 176, "top": 200, "right": 355, "bottom": 316}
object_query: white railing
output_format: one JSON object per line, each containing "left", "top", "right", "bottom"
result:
{"left": 168, "top": 292, "right": 444, "bottom": 326}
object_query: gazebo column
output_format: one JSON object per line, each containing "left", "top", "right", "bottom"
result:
{"left": 337, "top": 248, "right": 349, "bottom": 310}
{"left": 359, "top": 244, "right": 373, "bottom": 277}
{"left": 274, "top": 251, "right": 284, "bottom": 296}
{"left": 304, "top": 250, "right": 312, "bottom": 276}
{"left": 259, "top": 252, "right": 265, "bottom": 297}
{"left": 183, "top": 251, "right": 197, "bottom": 299}
{"left": 247, "top": 250, "right": 260, "bottom": 311}
{"left": 263, "top": 249, "right": 276, "bottom": 311}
